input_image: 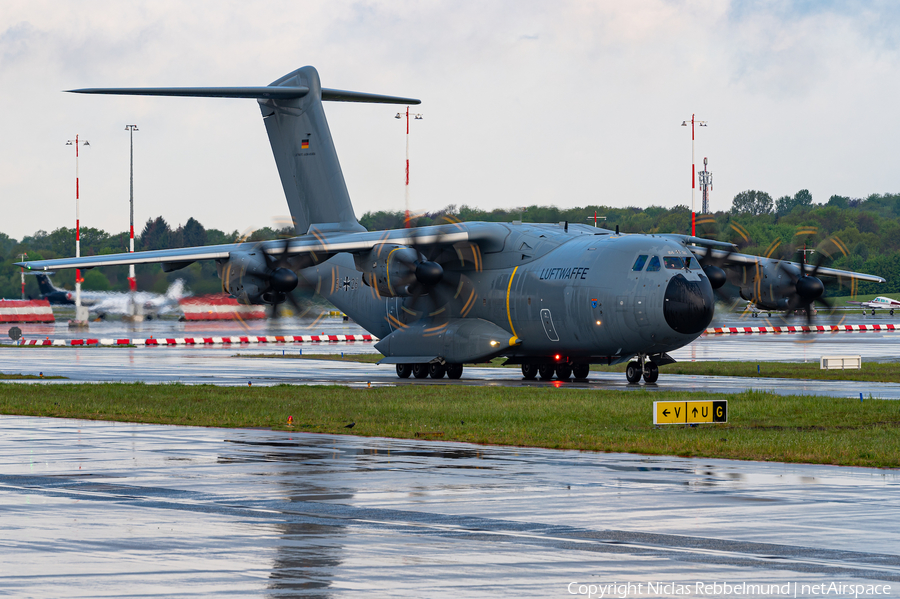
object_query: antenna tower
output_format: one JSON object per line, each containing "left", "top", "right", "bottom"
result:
{"left": 699, "top": 157, "right": 713, "bottom": 214}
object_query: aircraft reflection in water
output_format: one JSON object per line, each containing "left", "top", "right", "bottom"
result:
{"left": 219, "top": 438, "right": 351, "bottom": 595}
{"left": 34, "top": 273, "right": 187, "bottom": 319}
{"left": 19, "top": 66, "right": 885, "bottom": 383}
{"left": 217, "top": 437, "right": 491, "bottom": 595}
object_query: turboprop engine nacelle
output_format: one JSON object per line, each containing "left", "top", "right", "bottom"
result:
{"left": 739, "top": 261, "right": 823, "bottom": 310}
{"left": 355, "top": 245, "right": 420, "bottom": 297}
{"left": 217, "top": 250, "right": 298, "bottom": 305}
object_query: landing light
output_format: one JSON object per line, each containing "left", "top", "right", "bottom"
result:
{"left": 490, "top": 340, "right": 499, "bottom": 347}
{"left": 595, "top": 320, "right": 602, "bottom": 326}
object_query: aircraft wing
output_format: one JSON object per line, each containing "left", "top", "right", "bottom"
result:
{"left": 15, "top": 226, "right": 475, "bottom": 272}
{"left": 689, "top": 246, "right": 886, "bottom": 284}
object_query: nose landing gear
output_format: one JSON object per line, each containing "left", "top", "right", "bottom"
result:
{"left": 625, "top": 355, "right": 659, "bottom": 384}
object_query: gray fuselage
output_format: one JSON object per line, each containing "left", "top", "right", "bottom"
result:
{"left": 306, "top": 222, "right": 714, "bottom": 365}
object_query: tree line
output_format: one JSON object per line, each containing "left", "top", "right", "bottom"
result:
{"left": 360, "top": 191, "right": 900, "bottom": 296}
{"left": 0, "top": 217, "right": 291, "bottom": 299}
{"left": 2, "top": 189, "right": 898, "bottom": 299}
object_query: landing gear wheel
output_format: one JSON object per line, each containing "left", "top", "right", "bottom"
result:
{"left": 642, "top": 362, "right": 659, "bottom": 384}
{"left": 412, "top": 364, "right": 429, "bottom": 379}
{"left": 555, "top": 364, "right": 572, "bottom": 380}
{"left": 428, "top": 362, "right": 447, "bottom": 379}
{"left": 891, "top": 309, "right": 895, "bottom": 316}
{"left": 396, "top": 364, "right": 412, "bottom": 379}
{"left": 625, "top": 361, "right": 643, "bottom": 384}
{"left": 447, "top": 363, "right": 463, "bottom": 379}
{"left": 873, "top": 309, "right": 876, "bottom": 316}
{"left": 538, "top": 364, "right": 556, "bottom": 380}
{"left": 572, "top": 363, "right": 590, "bottom": 380}
{"left": 521, "top": 364, "right": 538, "bottom": 380}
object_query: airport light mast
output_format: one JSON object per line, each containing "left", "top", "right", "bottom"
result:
{"left": 681, "top": 115, "right": 707, "bottom": 235}
{"left": 125, "top": 125, "right": 138, "bottom": 292}
{"left": 19, "top": 253, "right": 26, "bottom": 300}
{"left": 698, "top": 157, "right": 712, "bottom": 214}
{"left": 585, "top": 213, "right": 607, "bottom": 228}
{"left": 66, "top": 135, "right": 89, "bottom": 325}
{"left": 395, "top": 107, "right": 423, "bottom": 228}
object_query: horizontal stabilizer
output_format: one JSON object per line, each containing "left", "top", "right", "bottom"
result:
{"left": 68, "top": 87, "right": 311, "bottom": 99}
{"left": 68, "top": 87, "right": 419, "bottom": 104}
{"left": 321, "top": 88, "right": 420, "bottom": 104}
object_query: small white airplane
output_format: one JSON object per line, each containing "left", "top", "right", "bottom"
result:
{"left": 742, "top": 302, "right": 815, "bottom": 318}
{"left": 847, "top": 296, "right": 900, "bottom": 315}
{"left": 35, "top": 273, "right": 188, "bottom": 319}
{"left": 90, "top": 279, "right": 188, "bottom": 319}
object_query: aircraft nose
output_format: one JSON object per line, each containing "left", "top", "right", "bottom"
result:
{"left": 663, "top": 273, "right": 714, "bottom": 335}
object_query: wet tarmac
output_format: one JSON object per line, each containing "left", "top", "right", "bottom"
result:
{"left": 2, "top": 312, "right": 900, "bottom": 398}
{"left": 2, "top": 345, "right": 900, "bottom": 399}
{"left": 1, "top": 416, "right": 898, "bottom": 597}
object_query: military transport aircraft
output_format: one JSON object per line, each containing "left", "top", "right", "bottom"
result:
{"left": 18, "top": 66, "right": 885, "bottom": 384}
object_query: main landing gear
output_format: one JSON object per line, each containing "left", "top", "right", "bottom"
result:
{"left": 521, "top": 362, "right": 591, "bottom": 381}
{"left": 625, "top": 355, "right": 658, "bottom": 384}
{"left": 396, "top": 363, "right": 464, "bottom": 379}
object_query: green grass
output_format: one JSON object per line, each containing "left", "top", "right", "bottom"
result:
{"left": 0, "top": 373, "right": 66, "bottom": 380}
{"left": 240, "top": 354, "right": 900, "bottom": 382}
{"left": 1, "top": 383, "right": 898, "bottom": 468}
{"left": 828, "top": 292, "right": 900, "bottom": 307}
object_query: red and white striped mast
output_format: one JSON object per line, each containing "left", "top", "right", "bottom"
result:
{"left": 396, "top": 107, "right": 423, "bottom": 228}
{"left": 125, "top": 125, "right": 139, "bottom": 291}
{"left": 66, "top": 135, "right": 89, "bottom": 316}
{"left": 681, "top": 114, "right": 706, "bottom": 236}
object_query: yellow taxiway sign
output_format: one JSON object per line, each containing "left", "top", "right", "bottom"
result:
{"left": 654, "top": 400, "right": 727, "bottom": 424}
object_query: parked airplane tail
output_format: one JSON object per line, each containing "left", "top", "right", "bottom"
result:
{"left": 165, "top": 278, "right": 188, "bottom": 301}
{"left": 34, "top": 273, "right": 61, "bottom": 296}
{"left": 69, "top": 66, "right": 420, "bottom": 235}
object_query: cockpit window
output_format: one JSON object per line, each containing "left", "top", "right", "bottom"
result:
{"left": 664, "top": 256, "right": 685, "bottom": 269}
{"left": 632, "top": 255, "right": 648, "bottom": 271}
{"left": 646, "top": 256, "right": 661, "bottom": 272}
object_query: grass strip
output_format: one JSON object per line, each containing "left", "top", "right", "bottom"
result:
{"left": 239, "top": 354, "right": 900, "bottom": 383}
{"left": 0, "top": 373, "right": 66, "bottom": 380}
{"left": 1, "top": 383, "right": 898, "bottom": 468}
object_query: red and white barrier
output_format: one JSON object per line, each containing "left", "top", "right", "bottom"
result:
{"left": 18, "top": 334, "right": 377, "bottom": 346}
{"left": 179, "top": 294, "right": 266, "bottom": 321}
{"left": 704, "top": 324, "right": 898, "bottom": 335}
{"left": 0, "top": 299, "right": 54, "bottom": 323}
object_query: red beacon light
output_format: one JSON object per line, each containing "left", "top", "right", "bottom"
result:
{"left": 554, "top": 354, "right": 561, "bottom": 361}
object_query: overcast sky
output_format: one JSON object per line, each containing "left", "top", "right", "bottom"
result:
{"left": 2, "top": 1, "right": 899, "bottom": 241}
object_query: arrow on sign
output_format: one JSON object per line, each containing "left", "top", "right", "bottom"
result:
{"left": 662, "top": 409, "right": 670, "bottom": 417}
{"left": 692, "top": 407, "right": 698, "bottom": 417}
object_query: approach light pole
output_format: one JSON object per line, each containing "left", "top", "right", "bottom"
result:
{"left": 681, "top": 115, "right": 707, "bottom": 236}
{"left": 395, "top": 107, "right": 423, "bottom": 228}
{"left": 585, "top": 213, "right": 607, "bottom": 228}
{"left": 19, "top": 253, "right": 26, "bottom": 300}
{"left": 66, "top": 135, "right": 89, "bottom": 324}
{"left": 125, "top": 125, "right": 138, "bottom": 292}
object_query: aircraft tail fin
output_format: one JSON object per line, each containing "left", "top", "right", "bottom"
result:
{"left": 69, "top": 66, "right": 420, "bottom": 235}
{"left": 34, "top": 273, "right": 60, "bottom": 296}
{"left": 165, "top": 278, "right": 187, "bottom": 301}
